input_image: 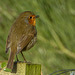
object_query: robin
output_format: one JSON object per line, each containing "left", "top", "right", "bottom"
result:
{"left": 6, "top": 11, "right": 39, "bottom": 70}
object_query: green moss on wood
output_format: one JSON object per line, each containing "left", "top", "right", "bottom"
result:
{"left": 0, "top": 61, "right": 41, "bottom": 75}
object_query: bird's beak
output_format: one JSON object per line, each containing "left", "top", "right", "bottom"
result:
{"left": 35, "top": 15, "right": 39, "bottom": 18}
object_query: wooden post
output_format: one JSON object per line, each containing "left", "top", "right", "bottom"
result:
{"left": 0, "top": 61, "right": 41, "bottom": 75}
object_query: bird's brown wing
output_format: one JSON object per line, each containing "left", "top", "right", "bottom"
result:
{"left": 17, "top": 33, "right": 34, "bottom": 54}
{"left": 5, "top": 24, "right": 15, "bottom": 53}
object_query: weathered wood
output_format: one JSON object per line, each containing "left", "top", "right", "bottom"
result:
{"left": 0, "top": 61, "right": 41, "bottom": 75}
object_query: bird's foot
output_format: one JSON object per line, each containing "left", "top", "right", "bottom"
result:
{"left": 23, "top": 61, "right": 32, "bottom": 64}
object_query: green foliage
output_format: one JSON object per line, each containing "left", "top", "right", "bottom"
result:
{"left": 1, "top": 62, "right": 7, "bottom": 68}
{"left": 4, "top": 68, "right": 11, "bottom": 72}
{"left": 0, "top": 62, "right": 11, "bottom": 72}
{"left": 0, "top": 0, "right": 75, "bottom": 75}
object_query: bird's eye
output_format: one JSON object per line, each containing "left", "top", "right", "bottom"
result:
{"left": 29, "top": 16, "right": 32, "bottom": 19}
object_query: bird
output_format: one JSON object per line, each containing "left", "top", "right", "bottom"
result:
{"left": 5, "top": 11, "right": 39, "bottom": 70}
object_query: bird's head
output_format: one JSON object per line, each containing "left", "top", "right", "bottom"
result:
{"left": 18, "top": 11, "right": 39, "bottom": 26}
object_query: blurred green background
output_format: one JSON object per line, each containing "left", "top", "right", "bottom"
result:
{"left": 0, "top": 0, "right": 75, "bottom": 75}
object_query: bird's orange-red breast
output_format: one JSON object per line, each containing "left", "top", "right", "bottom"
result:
{"left": 6, "top": 11, "right": 39, "bottom": 70}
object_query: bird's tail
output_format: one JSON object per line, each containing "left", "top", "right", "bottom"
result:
{"left": 7, "top": 51, "right": 16, "bottom": 70}
{"left": 6, "top": 36, "right": 17, "bottom": 70}
{"left": 7, "top": 40, "right": 17, "bottom": 70}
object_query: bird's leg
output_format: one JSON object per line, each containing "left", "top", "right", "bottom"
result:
{"left": 16, "top": 55, "right": 19, "bottom": 61}
{"left": 21, "top": 52, "right": 27, "bottom": 62}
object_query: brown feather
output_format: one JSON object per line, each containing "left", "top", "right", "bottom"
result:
{"left": 6, "top": 11, "right": 37, "bottom": 70}
{"left": 7, "top": 42, "right": 17, "bottom": 69}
